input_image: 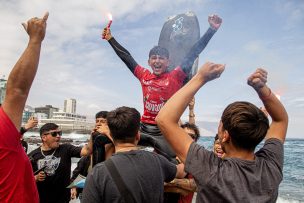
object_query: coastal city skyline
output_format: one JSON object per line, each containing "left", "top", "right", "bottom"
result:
{"left": 1, "top": 0, "right": 303, "bottom": 138}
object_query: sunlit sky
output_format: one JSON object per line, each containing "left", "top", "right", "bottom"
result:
{"left": 1, "top": 0, "right": 303, "bottom": 138}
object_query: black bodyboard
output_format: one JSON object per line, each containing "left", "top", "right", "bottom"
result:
{"left": 158, "top": 11, "right": 200, "bottom": 78}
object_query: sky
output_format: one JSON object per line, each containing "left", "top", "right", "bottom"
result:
{"left": 0, "top": 0, "right": 303, "bottom": 138}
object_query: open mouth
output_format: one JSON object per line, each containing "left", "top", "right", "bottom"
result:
{"left": 154, "top": 65, "right": 161, "bottom": 70}
{"left": 215, "top": 148, "right": 224, "bottom": 156}
{"left": 216, "top": 151, "right": 223, "bottom": 157}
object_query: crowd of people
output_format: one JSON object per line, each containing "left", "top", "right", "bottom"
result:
{"left": 0, "top": 11, "right": 288, "bottom": 203}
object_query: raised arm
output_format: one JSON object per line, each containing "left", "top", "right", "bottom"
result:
{"left": 80, "top": 134, "right": 93, "bottom": 156}
{"left": 102, "top": 27, "right": 138, "bottom": 74}
{"left": 247, "top": 68, "right": 288, "bottom": 143}
{"left": 2, "top": 12, "right": 48, "bottom": 130}
{"left": 156, "top": 62, "right": 225, "bottom": 162}
{"left": 20, "top": 116, "right": 38, "bottom": 135}
{"left": 180, "top": 14, "right": 222, "bottom": 75}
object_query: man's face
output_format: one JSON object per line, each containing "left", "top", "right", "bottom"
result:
{"left": 148, "top": 55, "right": 169, "bottom": 76}
{"left": 95, "top": 117, "right": 107, "bottom": 127}
{"left": 41, "top": 128, "right": 62, "bottom": 149}
{"left": 213, "top": 139, "right": 224, "bottom": 158}
{"left": 95, "top": 117, "right": 110, "bottom": 136}
{"left": 183, "top": 127, "right": 197, "bottom": 142}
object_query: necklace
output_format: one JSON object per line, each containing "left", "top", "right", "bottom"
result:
{"left": 40, "top": 147, "right": 57, "bottom": 158}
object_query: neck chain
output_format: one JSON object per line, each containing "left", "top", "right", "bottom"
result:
{"left": 40, "top": 147, "right": 57, "bottom": 157}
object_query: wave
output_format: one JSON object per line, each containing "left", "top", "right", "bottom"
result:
{"left": 61, "top": 132, "right": 89, "bottom": 141}
{"left": 277, "top": 196, "right": 304, "bottom": 203}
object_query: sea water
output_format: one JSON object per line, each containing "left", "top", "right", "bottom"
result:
{"left": 26, "top": 133, "right": 304, "bottom": 202}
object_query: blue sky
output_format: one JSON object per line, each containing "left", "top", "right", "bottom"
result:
{"left": 0, "top": 0, "right": 303, "bottom": 138}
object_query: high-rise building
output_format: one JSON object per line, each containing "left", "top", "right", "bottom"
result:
{"left": 64, "top": 98, "right": 76, "bottom": 114}
{"left": 0, "top": 77, "right": 7, "bottom": 104}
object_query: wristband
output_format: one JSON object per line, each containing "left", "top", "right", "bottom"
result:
{"left": 20, "top": 127, "right": 27, "bottom": 135}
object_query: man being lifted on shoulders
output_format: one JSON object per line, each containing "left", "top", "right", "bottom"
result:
{"left": 102, "top": 14, "right": 222, "bottom": 146}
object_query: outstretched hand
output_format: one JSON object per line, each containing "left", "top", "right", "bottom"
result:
{"left": 22, "top": 12, "right": 49, "bottom": 42}
{"left": 35, "top": 171, "right": 46, "bottom": 182}
{"left": 24, "top": 116, "right": 38, "bottom": 130}
{"left": 102, "top": 27, "right": 112, "bottom": 40}
{"left": 247, "top": 68, "right": 268, "bottom": 91}
{"left": 197, "top": 62, "right": 225, "bottom": 83}
{"left": 208, "top": 14, "right": 222, "bottom": 30}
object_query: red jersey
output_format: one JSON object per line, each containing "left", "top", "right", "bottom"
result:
{"left": 134, "top": 65, "right": 186, "bottom": 124}
{"left": 0, "top": 108, "right": 39, "bottom": 203}
{"left": 178, "top": 174, "right": 195, "bottom": 203}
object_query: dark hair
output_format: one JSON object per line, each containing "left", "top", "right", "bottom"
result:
{"left": 181, "top": 122, "right": 200, "bottom": 142}
{"left": 149, "top": 46, "right": 169, "bottom": 58}
{"left": 221, "top": 101, "right": 269, "bottom": 151}
{"left": 214, "top": 134, "right": 219, "bottom": 142}
{"left": 107, "top": 106, "right": 140, "bottom": 143}
{"left": 95, "top": 111, "right": 108, "bottom": 119}
{"left": 40, "top": 123, "right": 59, "bottom": 136}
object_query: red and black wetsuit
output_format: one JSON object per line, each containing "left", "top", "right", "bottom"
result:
{"left": 108, "top": 27, "right": 217, "bottom": 125}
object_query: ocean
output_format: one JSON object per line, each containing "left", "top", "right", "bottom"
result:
{"left": 25, "top": 133, "right": 304, "bottom": 203}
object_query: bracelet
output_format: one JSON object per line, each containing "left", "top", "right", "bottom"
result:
{"left": 189, "top": 114, "right": 195, "bottom": 117}
{"left": 259, "top": 88, "right": 272, "bottom": 101}
{"left": 20, "top": 127, "right": 27, "bottom": 135}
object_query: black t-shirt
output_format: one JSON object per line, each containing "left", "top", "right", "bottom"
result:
{"left": 28, "top": 144, "right": 82, "bottom": 203}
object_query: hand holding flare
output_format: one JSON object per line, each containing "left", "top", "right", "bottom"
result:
{"left": 107, "top": 13, "right": 112, "bottom": 28}
{"left": 102, "top": 13, "right": 112, "bottom": 39}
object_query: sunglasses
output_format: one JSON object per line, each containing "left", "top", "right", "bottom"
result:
{"left": 44, "top": 131, "right": 62, "bottom": 137}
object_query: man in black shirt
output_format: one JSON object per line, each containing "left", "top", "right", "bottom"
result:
{"left": 28, "top": 123, "right": 93, "bottom": 203}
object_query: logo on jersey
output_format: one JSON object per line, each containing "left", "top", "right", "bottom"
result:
{"left": 142, "top": 79, "right": 152, "bottom": 85}
{"left": 145, "top": 101, "right": 165, "bottom": 114}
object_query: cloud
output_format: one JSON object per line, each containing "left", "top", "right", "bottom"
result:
{"left": 243, "top": 40, "right": 263, "bottom": 52}
{"left": 275, "top": 1, "right": 304, "bottom": 30}
{"left": 287, "top": 97, "right": 304, "bottom": 108}
{"left": 1, "top": 0, "right": 303, "bottom": 138}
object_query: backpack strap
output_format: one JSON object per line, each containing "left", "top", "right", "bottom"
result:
{"left": 104, "top": 159, "right": 137, "bottom": 203}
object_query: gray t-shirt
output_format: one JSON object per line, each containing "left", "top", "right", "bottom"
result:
{"left": 82, "top": 149, "right": 177, "bottom": 203}
{"left": 185, "top": 138, "right": 283, "bottom": 203}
